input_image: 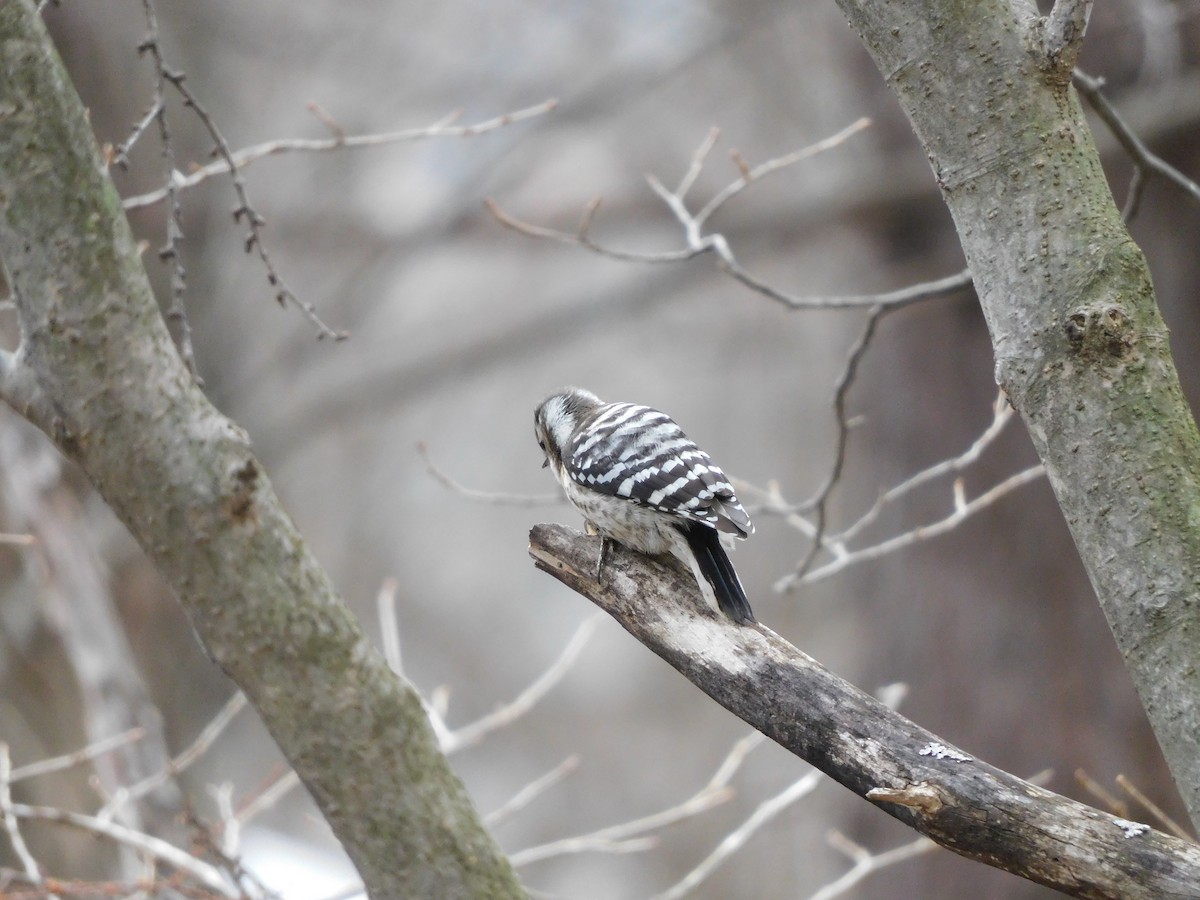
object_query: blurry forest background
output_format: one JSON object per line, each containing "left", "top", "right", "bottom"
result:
{"left": 4, "top": 0, "right": 1200, "bottom": 897}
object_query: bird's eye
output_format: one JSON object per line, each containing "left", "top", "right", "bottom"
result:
{"left": 538, "top": 440, "right": 546, "bottom": 452}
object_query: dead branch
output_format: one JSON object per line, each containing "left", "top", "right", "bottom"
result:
{"left": 529, "top": 523, "right": 1200, "bottom": 898}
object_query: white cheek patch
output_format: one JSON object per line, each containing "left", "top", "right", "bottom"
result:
{"left": 546, "top": 398, "right": 575, "bottom": 451}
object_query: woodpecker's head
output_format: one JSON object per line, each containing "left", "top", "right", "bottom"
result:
{"left": 535, "top": 387, "right": 603, "bottom": 475}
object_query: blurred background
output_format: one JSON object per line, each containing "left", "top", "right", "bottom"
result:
{"left": 3, "top": 0, "right": 1200, "bottom": 896}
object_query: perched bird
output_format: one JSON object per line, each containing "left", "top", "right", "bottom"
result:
{"left": 534, "top": 387, "right": 755, "bottom": 624}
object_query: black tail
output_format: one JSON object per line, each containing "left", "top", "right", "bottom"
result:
{"left": 682, "top": 524, "right": 756, "bottom": 625}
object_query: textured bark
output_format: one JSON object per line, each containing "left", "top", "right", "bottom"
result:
{"left": 531, "top": 524, "right": 1200, "bottom": 898}
{"left": 0, "top": 3, "right": 525, "bottom": 896}
{"left": 831, "top": 0, "right": 1200, "bottom": 825}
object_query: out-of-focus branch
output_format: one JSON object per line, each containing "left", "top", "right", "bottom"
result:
{"left": 0, "top": 745, "right": 47, "bottom": 894}
{"left": 1073, "top": 69, "right": 1200, "bottom": 221}
{"left": 130, "top": 0, "right": 197, "bottom": 378}
{"left": 10, "top": 802, "right": 237, "bottom": 896}
{"left": 529, "top": 523, "right": 1200, "bottom": 897}
{"left": 485, "top": 755, "right": 581, "bottom": 828}
{"left": 98, "top": 692, "right": 247, "bottom": 820}
{"left": 487, "top": 119, "right": 975, "bottom": 312}
{"left": 744, "top": 391, "right": 1044, "bottom": 591}
{"left": 776, "top": 465, "right": 1045, "bottom": 590}
{"left": 509, "top": 731, "right": 763, "bottom": 868}
{"left": 419, "top": 441, "right": 564, "bottom": 507}
{"left": 808, "top": 832, "right": 937, "bottom": 900}
{"left": 121, "top": 99, "right": 558, "bottom": 211}
{"left": 9, "top": 728, "right": 145, "bottom": 783}
{"left": 789, "top": 306, "right": 883, "bottom": 579}
{"left": 437, "top": 616, "right": 599, "bottom": 754}
{"left": 654, "top": 769, "right": 823, "bottom": 900}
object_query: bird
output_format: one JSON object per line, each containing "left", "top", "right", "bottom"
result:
{"left": 534, "top": 386, "right": 755, "bottom": 624}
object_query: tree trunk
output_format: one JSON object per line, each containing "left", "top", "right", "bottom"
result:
{"left": 832, "top": 0, "right": 1200, "bottom": 826}
{"left": 0, "top": 3, "right": 525, "bottom": 895}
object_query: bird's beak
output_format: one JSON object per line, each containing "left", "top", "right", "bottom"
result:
{"left": 542, "top": 458, "right": 549, "bottom": 468}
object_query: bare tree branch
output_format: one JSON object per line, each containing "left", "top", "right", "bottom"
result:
{"left": 530, "top": 523, "right": 1200, "bottom": 897}
{"left": 809, "top": 832, "right": 937, "bottom": 900}
{"left": 0, "top": 745, "right": 48, "bottom": 894}
{"left": 121, "top": 99, "right": 558, "bottom": 211}
{"left": 9, "top": 728, "right": 145, "bottom": 783}
{"left": 789, "top": 306, "right": 884, "bottom": 579}
{"left": 778, "top": 465, "right": 1046, "bottom": 590}
{"left": 438, "top": 616, "right": 599, "bottom": 754}
{"left": 131, "top": 0, "right": 198, "bottom": 379}
{"left": 10, "top": 803, "right": 236, "bottom": 896}
{"left": 487, "top": 118, "right": 974, "bottom": 312}
{"left": 485, "top": 755, "right": 581, "bottom": 828}
{"left": 419, "top": 440, "right": 564, "bottom": 507}
{"left": 99, "top": 692, "right": 247, "bottom": 820}
{"left": 1035, "top": 0, "right": 1094, "bottom": 73}
{"left": 1073, "top": 69, "right": 1200, "bottom": 219}
{"left": 509, "top": 730, "right": 762, "bottom": 868}
{"left": 653, "top": 769, "right": 823, "bottom": 900}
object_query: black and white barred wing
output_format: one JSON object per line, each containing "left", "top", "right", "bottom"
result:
{"left": 566, "top": 402, "right": 753, "bottom": 537}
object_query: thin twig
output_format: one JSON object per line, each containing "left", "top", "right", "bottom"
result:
{"left": 1075, "top": 767, "right": 1130, "bottom": 818}
{"left": 1116, "top": 774, "right": 1193, "bottom": 841}
{"left": 234, "top": 768, "right": 302, "bottom": 827}
{"left": 779, "top": 465, "right": 1046, "bottom": 589}
{"left": 833, "top": 390, "right": 1016, "bottom": 543}
{"left": 10, "top": 727, "right": 145, "bottom": 783}
{"left": 1073, "top": 69, "right": 1200, "bottom": 222}
{"left": 100, "top": 692, "right": 247, "bottom": 819}
{"left": 485, "top": 755, "right": 581, "bottom": 828}
{"left": 510, "top": 732, "right": 763, "bottom": 868}
{"left": 790, "top": 306, "right": 884, "bottom": 579}
{"left": 693, "top": 118, "right": 871, "bottom": 226}
{"left": 0, "top": 745, "right": 45, "bottom": 891}
{"left": 487, "top": 198, "right": 703, "bottom": 263}
{"left": 377, "top": 576, "right": 403, "bottom": 674}
{"left": 808, "top": 832, "right": 938, "bottom": 900}
{"left": 675, "top": 127, "right": 721, "bottom": 200}
{"left": 653, "top": 769, "right": 824, "bottom": 899}
{"left": 111, "top": 101, "right": 163, "bottom": 169}
{"left": 418, "top": 441, "right": 565, "bottom": 507}
{"left": 488, "top": 120, "right": 973, "bottom": 312}
{"left": 11, "top": 803, "right": 237, "bottom": 896}
{"left": 208, "top": 781, "right": 239, "bottom": 859}
{"left": 152, "top": 64, "right": 348, "bottom": 340}
{"left": 137, "top": 0, "right": 200, "bottom": 380}
{"left": 441, "top": 616, "right": 599, "bottom": 753}
{"left": 123, "top": 99, "right": 558, "bottom": 211}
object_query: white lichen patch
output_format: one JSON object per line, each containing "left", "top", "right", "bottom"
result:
{"left": 919, "top": 742, "right": 972, "bottom": 762}
{"left": 1113, "top": 818, "right": 1150, "bottom": 838}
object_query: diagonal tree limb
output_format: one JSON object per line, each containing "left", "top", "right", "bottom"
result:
{"left": 530, "top": 524, "right": 1200, "bottom": 899}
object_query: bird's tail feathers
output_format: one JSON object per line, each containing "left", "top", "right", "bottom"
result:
{"left": 682, "top": 524, "right": 756, "bottom": 625}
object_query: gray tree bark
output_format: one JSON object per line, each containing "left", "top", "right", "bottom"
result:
{"left": 530, "top": 524, "right": 1200, "bottom": 898}
{"left": 830, "top": 0, "right": 1200, "bottom": 827}
{"left": 0, "top": 3, "right": 525, "bottom": 896}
